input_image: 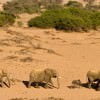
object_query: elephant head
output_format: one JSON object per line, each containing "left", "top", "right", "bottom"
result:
{"left": 44, "top": 68, "right": 60, "bottom": 89}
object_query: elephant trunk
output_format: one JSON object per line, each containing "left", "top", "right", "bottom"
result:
{"left": 57, "top": 76, "right": 60, "bottom": 89}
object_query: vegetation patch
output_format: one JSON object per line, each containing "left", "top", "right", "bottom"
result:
{"left": 28, "top": 7, "right": 100, "bottom": 32}
{"left": 64, "top": 1, "right": 83, "bottom": 8}
{"left": 0, "top": 12, "right": 15, "bottom": 27}
{"left": 3, "top": 0, "right": 41, "bottom": 14}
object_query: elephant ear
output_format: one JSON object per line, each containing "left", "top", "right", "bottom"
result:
{"left": 44, "top": 68, "right": 53, "bottom": 78}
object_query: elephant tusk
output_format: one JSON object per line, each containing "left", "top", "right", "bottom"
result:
{"left": 58, "top": 76, "right": 62, "bottom": 79}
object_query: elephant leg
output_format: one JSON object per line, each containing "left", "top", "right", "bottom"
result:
{"left": 1, "top": 77, "right": 4, "bottom": 87}
{"left": 50, "top": 79, "right": 53, "bottom": 86}
{"left": 88, "top": 82, "right": 92, "bottom": 88}
{"left": 34, "top": 82, "right": 39, "bottom": 88}
{"left": 49, "top": 79, "right": 54, "bottom": 88}
{"left": 88, "top": 78, "right": 92, "bottom": 89}
{"left": 44, "top": 83, "right": 49, "bottom": 88}
{"left": 28, "top": 79, "right": 32, "bottom": 88}
{"left": 96, "top": 80, "right": 100, "bottom": 91}
{"left": 45, "top": 80, "right": 53, "bottom": 89}
{"left": 6, "top": 76, "right": 11, "bottom": 88}
{"left": 44, "top": 81, "right": 51, "bottom": 89}
{"left": 44, "top": 79, "right": 54, "bottom": 89}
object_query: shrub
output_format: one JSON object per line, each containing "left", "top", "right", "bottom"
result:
{"left": 65, "top": 1, "right": 83, "bottom": 8}
{"left": 28, "top": 16, "right": 55, "bottom": 28}
{"left": 3, "top": 0, "right": 41, "bottom": 14}
{"left": 17, "top": 21, "right": 23, "bottom": 27}
{"left": 54, "top": 16, "right": 86, "bottom": 31}
{"left": 64, "top": 7, "right": 93, "bottom": 30}
{"left": 40, "top": 0, "right": 63, "bottom": 6}
{"left": 90, "top": 12, "right": 100, "bottom": 29}
{"left": 28, "top": 9, "right": 65, "bottom": 28}
{"left": 0, "top": 12, "right": 15, "bottom": 27}
{"left": 46, "top": 4, "right": 63, "bottom": 10}
{"left": 85, "top": 4, "right": 100, "bottom": 10}
{"left": 28, "top": 7, "right": 100, "bottom": 32}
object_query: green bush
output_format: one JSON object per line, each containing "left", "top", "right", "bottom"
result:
{"left": 0, "top": 12, "right": 15, "bottom": 27}
{"left": 64, "top": 7, "right": 93, "bottom": 30}
{"left": 65, "top": 1, "right": 83, "bottom": 8}
{"left": 55, "top": 16, "right": 86, "bottom": 31}
{"left": 3, "top": 0, "right": 41, "bottom": 14}
{"left": 28, "top": 7, "right": 100, "bottom": 31}
{"left": 28, "top": 16, "right": 55, "bottom": 28}
{"left": 90, "top": 12, "right": 100, "bottom": 29}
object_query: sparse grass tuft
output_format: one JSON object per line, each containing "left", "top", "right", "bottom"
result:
{"left": 20, "top": 57, "right": 33, "bottom": 62}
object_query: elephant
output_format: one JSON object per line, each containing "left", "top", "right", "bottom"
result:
{"left": 28, "top": 68, "right": 60, "bottom": 89}
{"left": 0, "top": 69, "right": 11, "bottom": 88}
{"left": 87, "top": 70, "right": 100, "bottom": 90}
{"left": 72, "top": 79, "right": 82, "bottom": 88}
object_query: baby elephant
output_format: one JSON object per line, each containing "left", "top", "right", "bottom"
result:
{"left": 0, "top": 69, "right": 10, "bottom": 88}
{"left": 87, "top": 70, "right": 100, "bottom": 90}
{"left": 72, "top": 79, "right": 82, "bottom": 88}
{"left": 28, "top": 68, "right": 60, "bottom": 89}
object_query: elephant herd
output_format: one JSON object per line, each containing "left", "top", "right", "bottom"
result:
{"left": 0, "top": 68, "right": 100, "bottom": 91}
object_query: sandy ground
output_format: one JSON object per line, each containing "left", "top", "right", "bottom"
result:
{"left": 0, "top": 26, "right": 100, "bottom": 100}
{"left": 0, "top": 1, "right": 100, "bottom": 99}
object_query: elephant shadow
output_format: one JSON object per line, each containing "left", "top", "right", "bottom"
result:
{"left": 81, "top": 82, "right": 99, "bottom": 90}
{"left": 67, "top": 80, "right": 99, "bottom": 91}
{"left": 22, "top": 81, "right": 46, "bottom": 88}
{"left": 80, "top": 82, "right": 89, "bottom": 88}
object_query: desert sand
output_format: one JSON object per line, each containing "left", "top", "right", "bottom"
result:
{"left": 0, "top": 0, "right": 100, "bottom": 99}
{"left": 0, "top": 22, "right": 100, "bottom": 100}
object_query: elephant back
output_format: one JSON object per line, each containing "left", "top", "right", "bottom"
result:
{"left": 87, "top": 70, "right": 100, "bottom": 79}
{"left": 30, "top": 69, "right": 45, "bottom": 82}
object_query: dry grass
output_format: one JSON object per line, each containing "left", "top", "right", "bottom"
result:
{"left": 6, "top": 55, "right": 18, "bottom": 60}
{"left": 71, "top": 42, "right": 81, "bottom": 45}
{"left": 0, "top": 29, "right": 61, "bottom": 57}
{"left": 10, "top": 98, "right": 28, "bottom": 100}
{"left": 0, "top": 40, "right": 11, "bottom": 46}
{"left": 10, "top": 97, "right": 64, "bottom": 100}
{"left": 20, "top": 57, "right": 33, "bottom": 62}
